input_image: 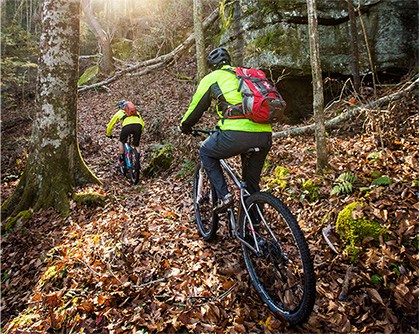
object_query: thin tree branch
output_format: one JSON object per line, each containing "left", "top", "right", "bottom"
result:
{"left": 273, "top": 77, "right": 419, "bottom": 139}
{"left": 78, "top": 8, "right": 219, "bottom": 92}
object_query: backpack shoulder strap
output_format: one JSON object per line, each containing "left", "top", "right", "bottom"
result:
{"left": 221, "top": 67, "right": 237, "bottom": 76}
{"left": 121, "top": 112, "right": 139, "bottom": 121}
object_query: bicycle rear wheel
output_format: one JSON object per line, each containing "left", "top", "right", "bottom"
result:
{"left": 127, "top": 147, "right": 140, "bottom": 185}
{"left": 192, "top": 162, "right": 219, "bottom": 241}
{"left": 239, "top": 192, "right": 316, "bottom": 325}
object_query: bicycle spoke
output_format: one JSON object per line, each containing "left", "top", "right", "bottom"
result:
{"left": 193, "top": 163, "right": 218, "bottom": 240}
{"left": 127, "top": 148, "right": 140, "bottom": 185}
{"left": 240, "top": 192, "right": 315, "bottom": 325}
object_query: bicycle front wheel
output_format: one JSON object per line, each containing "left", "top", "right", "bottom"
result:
{"left": 240, "top": 192, "right": 316, "bottom": 325}
{"left": 192, "top": 162, "right": 219, "bottom": 241}
{"left": 127, "top": 148, "right": 140, "bottom": 185}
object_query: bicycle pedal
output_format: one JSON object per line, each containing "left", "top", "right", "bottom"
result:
{"left": 216, "top": 210, "right": 229, "bottom": 216}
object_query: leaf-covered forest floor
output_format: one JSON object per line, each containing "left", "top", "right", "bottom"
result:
{"left": 1, "top": 57, "right": 418, "bottom": 333}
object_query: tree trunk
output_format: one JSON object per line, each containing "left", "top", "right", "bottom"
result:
{"left": 347, "top": 0, "right": 361, "bottom": 94}
{"left": 1, "top": 0, "right": 99, "bottom": 221}
{"left": 307, "top": 0, "right": 328, "bottom": 172}
{"left": 193, "top": 0, "right": 207, "bottom": 81}
{"left": 78, "top": 8, "right": 219, "bottom": 92}
{"left": 81, "top": 0, "right": 115, "bottom": 75}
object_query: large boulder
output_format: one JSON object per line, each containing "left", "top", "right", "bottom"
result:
{"left": 219, "top": 0, "right": 418, "bottom": 122}
{"left": 221, "top": 0, "right": 417, "bottom": 75}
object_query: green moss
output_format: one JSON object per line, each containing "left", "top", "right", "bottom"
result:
{"left": 247, "top": 26, "right": 303, "bottom": 60}
{"left": 7, "top": 308, "right": 39, "bottom": 329}
{"left": 72, "top": 192, "right": 106, "bottom": 206}
{"left": 370, "top": 274, "right": 383, "bottom": 288}
{"left": 219, "top": 0, "right": 234, "bottom": 36}
{"left": 2, "top": 210, "right": 32, "bottom": 234}
{"left": 370, "top": 170, "right": 382, "bottom": 179}
{"left": 112, "top": 39, "right": 133, "bottom": 60}
{"left": 301, "top": 179, "right": 320, "bottom": 202}
{"left": 336, "top": 201, "right": 388, "bottom": 262}
{"left": 176, "top": 159, "right": 196, "bottom": 178}
{"left": 143, "top": 144, "right": 174, "bottom": 178}
{"left": 412, "top": 234, "right": 419, "bottom": 249}
{"left": 266, "top": 166, "right": 289, "bottom": 189}
{"left": 254, "top": 31, "right": 278, "bottom": 49}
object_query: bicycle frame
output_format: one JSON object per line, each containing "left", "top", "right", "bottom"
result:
{"left": 214, "top": 157, "right": 272, "bottom": 257}
{"left": 123, "top": 142, "right": 134, "bottom": 168}
{"left": 193, "top": 128, "right": 281, "bottom": 256}
{"left": 115, "top": 133, "right": 140, "bottom": 185}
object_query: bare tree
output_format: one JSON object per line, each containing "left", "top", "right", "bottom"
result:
{"left": 81, "top": 0, "right": 115, "bottom": 75}
{"left": 1, "top": 0, "right": 99, "bottom": 221}
{"left": 307, "top": 0, "right": 328, "bottom": 172}
{"left": 193, "top": 0, "right": 207, "bottom": 80}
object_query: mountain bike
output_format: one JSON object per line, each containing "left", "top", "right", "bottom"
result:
{"left": 191, "top": 129, "right": 316, "bottom": 325}
{"left": 110, "top": 134, "right": 140, "bottom": 185}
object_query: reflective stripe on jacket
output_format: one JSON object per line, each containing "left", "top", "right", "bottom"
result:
{"left": 181, "top": 65, "right": 271, "bottom": 133}
{"left": 106, "top": 109, "right": 145, "bottom": 137}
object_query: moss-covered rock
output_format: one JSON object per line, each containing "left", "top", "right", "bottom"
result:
{"left": 336, "top": 201, "right": 387, "bottom": 262}
{"left": 143, "top": 144, "right": 174, "bottom": 178}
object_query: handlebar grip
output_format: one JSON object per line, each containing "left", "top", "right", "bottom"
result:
{"left": 192, "top": 129, "right": 215, "bottom": 136}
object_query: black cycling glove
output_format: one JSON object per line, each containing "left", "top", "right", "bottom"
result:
{"left": 180, "top": 123, "right": 192, "bottom": 135}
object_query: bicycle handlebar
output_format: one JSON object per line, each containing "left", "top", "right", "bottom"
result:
{"left": 191, "top": 129, "right": 215, "bottom": 137}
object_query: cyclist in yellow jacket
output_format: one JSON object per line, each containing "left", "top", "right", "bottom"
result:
{"left": 106, "top": 100, "right": 145, "bottom": 166}
{"left": 180, "top": 48, "right": 272, "bottom": 212}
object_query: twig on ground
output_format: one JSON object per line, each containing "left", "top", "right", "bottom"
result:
{"left": 133, "top": 277, "right": 167, "bottom": 289}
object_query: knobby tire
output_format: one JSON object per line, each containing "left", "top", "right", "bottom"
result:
{"left": 192, "top": 162, "right": 219, "bottom": 241}
{"left": 127, "top": 148, "right": 140, "bottom": 185}
{"left": 240, "top": 192, "right": 316, "bottom": 325}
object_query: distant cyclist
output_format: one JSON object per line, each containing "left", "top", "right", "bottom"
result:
{"left": 179, "top": 48, "right": 272, "bottom": 212}
{"left": 106, "top": 100, "right": 145, "bottom": 166}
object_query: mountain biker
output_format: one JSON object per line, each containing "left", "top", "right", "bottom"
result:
{"left": 180, "top": 47, "right": 272, "bottom": 212}
{"left": 106, "top": 100, "right": 145, "bottom": 166}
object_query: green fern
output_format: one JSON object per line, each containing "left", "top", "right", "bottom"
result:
{"left": 330, "top": 172, "right": 357, "bottom": 196}
{"left": 337, "top": 171, "right": 357, "bottom": 183}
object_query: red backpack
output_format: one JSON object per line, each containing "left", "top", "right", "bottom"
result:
{"left": 225, "top": 67, "right": 286, "bottom": 124}
{"left": 119, "top": 101, "right": 138, "bottom": 118}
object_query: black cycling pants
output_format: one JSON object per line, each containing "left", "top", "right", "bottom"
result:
{"left": 120, "top": 124, "right": 143, "bottom": 146}
{"left": 200, "top": 130, "right": 272, "bottom": 199}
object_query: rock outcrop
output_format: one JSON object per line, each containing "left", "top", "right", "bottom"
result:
{"left": 219, "top": 0, "right": 417, "bottom": 121}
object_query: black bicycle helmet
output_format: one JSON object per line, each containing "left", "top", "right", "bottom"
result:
{"left": 207, "top": 47, "right": 231, "bottom": 70}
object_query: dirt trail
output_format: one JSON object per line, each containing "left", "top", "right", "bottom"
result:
{"left": 1, "top": 59, "right": 418, "bottom": 333}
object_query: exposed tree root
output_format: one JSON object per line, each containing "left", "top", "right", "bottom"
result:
{"left": 1, "top": 155, "right": 100, "bottom": 225}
